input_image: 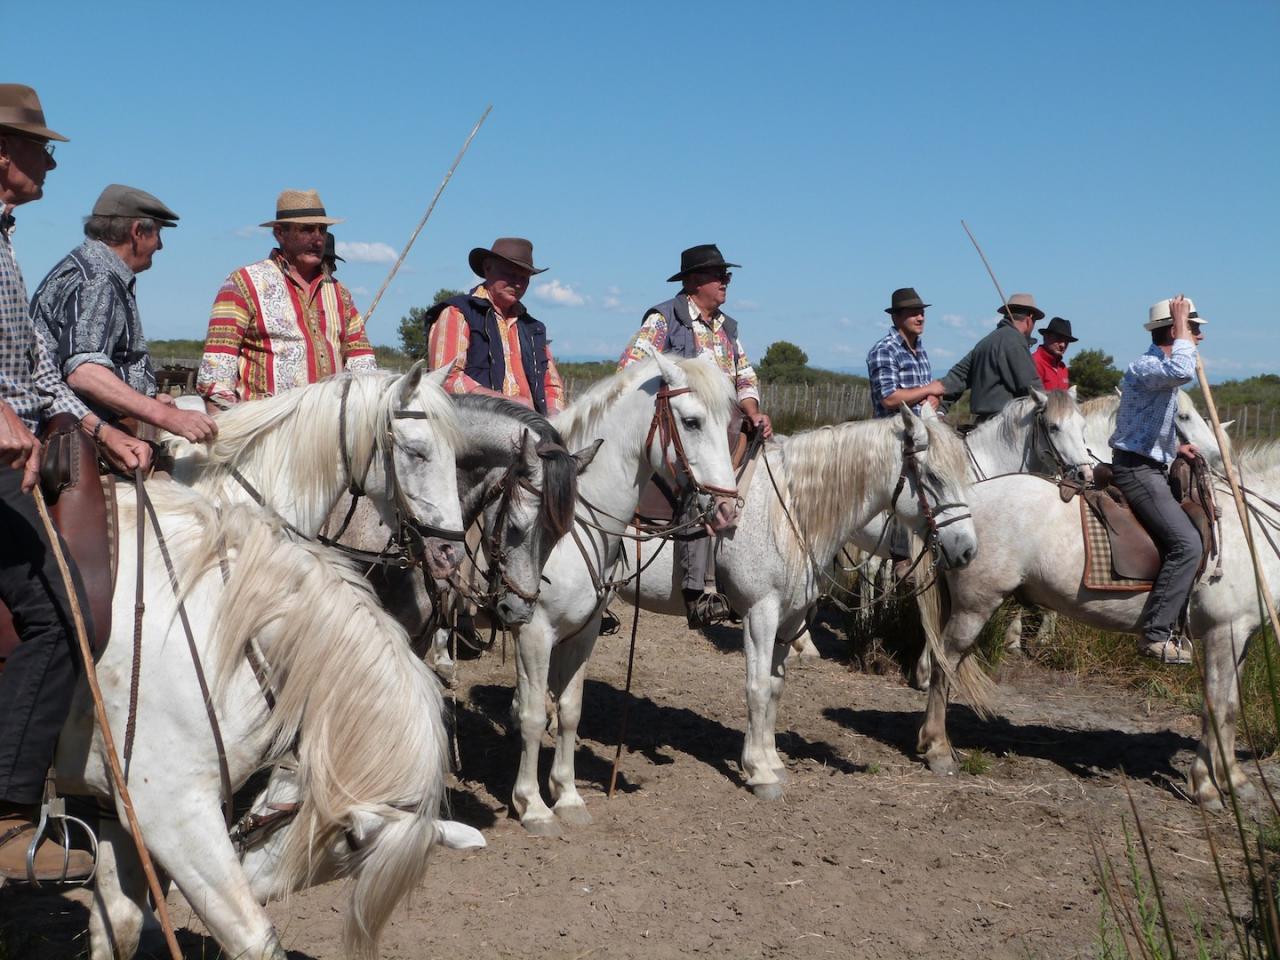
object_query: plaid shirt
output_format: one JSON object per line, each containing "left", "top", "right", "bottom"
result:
{"left": 1109, "top": 340, "right": 1197, "bottom": 465}
{"left": 866, "top": 328, "right": 932, "bottom": 417}
{"left": 30, "top": 239, "right": 156, "bottom": 419}
{"left": 616, "top": 298, "right": 761, "bottom": 404}
{"left": 0, "top": 220, "right": 89, "bottom": 432}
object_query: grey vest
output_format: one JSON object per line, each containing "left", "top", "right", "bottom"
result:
{"left": 646, "top": 295, "right": 740, "bottom": 363}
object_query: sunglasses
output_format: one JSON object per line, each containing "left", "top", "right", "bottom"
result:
{"left": 693, "top": 270, "right": 732, "bottom": 283}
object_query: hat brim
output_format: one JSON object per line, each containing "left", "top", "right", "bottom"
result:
{"left": 885, "top": 302, "right": 931, "bottom": 314}
{"left": 0, "top": 121, "right": 69, "bottom": 143}
{"left": 1144, "top": 316, "right": 1208, "bottom": 331}
{"left": 667, "top": 261, "right": 742, "bottom": 283}
{"left": 260, "top": 215, "right": 344, "bottom": 227}
{"left": 468, "top": 247, "right": 547, "bottom": 277}
{"left": 1037, "top": 327, "right": 1078, "bottom": 342}
{"left": 999, "top": 305, "right": 1046, "bottom": 322}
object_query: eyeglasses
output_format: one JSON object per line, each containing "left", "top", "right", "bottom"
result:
{"left": 694, "top": 270, "right": 732, "bottom": 284}
{"left": 22, "top": 136, "right": 54, "bottom": 159}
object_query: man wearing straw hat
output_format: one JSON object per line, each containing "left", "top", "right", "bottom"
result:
{"left": 425, "top": 237, "right": 566, "bottom": 415}
{"left": 196, "top": 189, "right": 376, "bottom": 409}
{"left": 1108, "top": 295, "right": 1206, "bottom": 664}
{"left": 30, "top": 184, "right": 218, "bottom": 443}
{"left": 0, "top": 83, "right": 151, "bottom": 881}
{"left": 938, "top": 292, "right": 1046, "bottom": 421}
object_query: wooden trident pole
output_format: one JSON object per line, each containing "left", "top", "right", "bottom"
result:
{"left": 362, "top": 105, "right": 493, "bottom": 325}
{"left": 31, "top": 483, "right": 183, "bottom": 960}
{"left": 1194, "top": 356, "right": 1280, "bottom": 641}
{"left": 961, "top": 220, "right": 1018, "bottom": 323}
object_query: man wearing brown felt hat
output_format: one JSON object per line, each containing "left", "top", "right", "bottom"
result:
{"left": 423, "top": 237, "right": 566, "bottom": 415}
{"left": 30, "top": 184, "right": 217, "bottom": 444}
{"left": 0, "top": 83, "right": 152, "bottom": 883}
{"left": 197, "top": 188, "right": 377, "bottom": 409}
{"left": 938, "top": 292, "right": 1047, "bottom": 421}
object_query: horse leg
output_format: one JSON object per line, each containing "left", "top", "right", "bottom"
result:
{"left": 741, "top": 599, "right": 785, "bottom": 799}
{"left": 917, "top": 609, "right": 989, "bottom": 775}
{"left": 764, "top": 615, "right": 804, "bottom": 783}
{"left": 1003, "top": 608, "right": 1025, "bottom": 654}
{"left": 88, "top": 819, "right": 148, "bottom": 960}
{"left": 511, "top": 617, "right": 560, "bottom": 836}
{"left": 1192, "top": 622, "right": 1254, "bottom": 810}
{"left": 547, "top": 621, "right": 602, "bottom": 827}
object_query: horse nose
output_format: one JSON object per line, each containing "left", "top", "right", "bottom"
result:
{"left": 496, "top": 596, "right": 535, "bottom": 626}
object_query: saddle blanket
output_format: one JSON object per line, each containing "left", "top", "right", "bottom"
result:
{"left": 1079, "top": 496, "right": 1152, "bottom": 593}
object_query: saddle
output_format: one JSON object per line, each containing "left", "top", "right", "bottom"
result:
{"left": 1072, "top": 456, "right": 1219, "bottom": 593}
{"left": 634, "top": 410, "right": 754, "bottom": 527}
{"left": 0, "top": 415, "right": 117, "bottom": 672}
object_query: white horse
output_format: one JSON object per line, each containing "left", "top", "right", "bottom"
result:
{"left": 509, "top": 353, "right": 740, "bottom": 835}
{"left": 171, "top": 363, "right": 464, "bottom": 579}
{"left": 620, "top": 406, "right": 979, "bottom": 797}
{"left": 916, "top": 438, "right": 1280, "bottom": 809}
{"left": 55, "top": 483, "right": 461, "bottom": 960}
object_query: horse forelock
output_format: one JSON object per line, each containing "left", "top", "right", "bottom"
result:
{"left": 1080, "top": 394, "right": 1119, "bottom": 418}
{"left": 389, "top": 369, "right": 461, "bottom": 455}
{"left": 1043, "top": 388, "right": 1079, "bottom": 423}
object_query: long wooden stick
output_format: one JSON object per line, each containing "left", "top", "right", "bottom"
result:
{"left": 1194, "top": 356, "right": 1280, "bottom": 641}
{"left": 363, "top": 105, "right": 493, "bottom": 324}
{"left": 960, "top": 220, "right": 1018, "bottom": 322}
{"left": 32, "top": 486, "right": 183, "bottom": 960}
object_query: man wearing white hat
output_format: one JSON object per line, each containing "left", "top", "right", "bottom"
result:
{"left": 31, "top": 184, "right": 217, "bottom": 443}
{"left": 1108, "top": 295, "right": 1206, "bottom": 664}
{"left": 197, "top": 189, "right": 376, "bottom": 408}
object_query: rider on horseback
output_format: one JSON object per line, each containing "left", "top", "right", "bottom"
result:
{"left": 1109, "top": 295, "right": 1206, "bottom": 664}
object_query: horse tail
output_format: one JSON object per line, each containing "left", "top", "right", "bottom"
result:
{"left": 916, "top": 572, "right": 996, "bottom": 718}
{"left": 343, "top": 807, "right": 438, "bottom": 959}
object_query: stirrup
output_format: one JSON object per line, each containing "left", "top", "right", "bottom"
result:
{"left": 26, "top": 792, "right": 99, "bottom": 887}
{"left": 687, "top": 591, "right": 733, "bottom": 629}
{"left": 1137, "top": 635, "right": 1193, "bottom": 665}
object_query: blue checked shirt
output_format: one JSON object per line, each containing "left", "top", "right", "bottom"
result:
{"left": 1109, "top": 340, "right": 1197, "bottom": 465}
{"left": 867, "top": 328, "right": 932, "bottom": 417}
{"left": 0, "top": 222, "right": 89, "bottom": 432}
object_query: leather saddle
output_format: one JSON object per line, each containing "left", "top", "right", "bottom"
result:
{"left": 1075, "top": 457, "right": 1218, "bottom": 583}
{"left": 0, "top": 415, "right": 117, "bottom": 673}
{"left": 634, "top": 410, "right": 752, "bottom": 527}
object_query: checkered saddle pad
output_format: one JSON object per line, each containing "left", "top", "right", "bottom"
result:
{"left": 1079, "top": 495, "right": 1154, "bottom": 593}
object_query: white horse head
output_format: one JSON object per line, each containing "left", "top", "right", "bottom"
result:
{"left": 897, "top": 406, "right": 978, "bottom": 570}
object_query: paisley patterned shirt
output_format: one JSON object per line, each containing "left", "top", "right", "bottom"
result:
{"left": 197, "top": 250, "right": 376, "bottom": 407}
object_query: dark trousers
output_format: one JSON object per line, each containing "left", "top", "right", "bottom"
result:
{"left": 0, "top": 468, "right": 86, "bottom": 805}
{"left": 1111, "top": 450, "right": 1202, "bottom": 643}
{"left": 677, "top": 498, "right": 716, "bottom": 593}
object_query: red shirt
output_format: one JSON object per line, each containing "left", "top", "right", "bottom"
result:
{"left": 1033, "top": 345, "right": 1070, "bottom": 391}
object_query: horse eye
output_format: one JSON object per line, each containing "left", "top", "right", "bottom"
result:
{"left": 1049, "top": 424, "right": 1060, "bottom": 433}
{"left": 681, "top": 417, "right": 701, "bottom": 430}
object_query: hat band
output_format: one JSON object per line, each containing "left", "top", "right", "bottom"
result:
{"left": 0, "top": 106, "right": 47, "bottom": 127}
{"left": 276, "top": 207, "right": 328, "bottom": 220}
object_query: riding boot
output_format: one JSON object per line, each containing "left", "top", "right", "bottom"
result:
{"left": 683, "top": 588, "right": 732, "bottom": 629}
{"left": 0, "top": 810, "right": 94, "bottom": 882}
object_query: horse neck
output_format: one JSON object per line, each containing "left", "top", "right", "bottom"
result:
{"left": 783, "top": 421, "right": 906, "bottom": 568}
{"left": 963, "top": 406, "right": 1034, "bottom": 477}
{"left": 557, "top": 388, "right": 652, "bottom": 534}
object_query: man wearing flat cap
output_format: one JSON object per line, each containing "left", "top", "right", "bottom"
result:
{"left": 867, "top": 287, "right": 945, "bottom": 417}
{"left": 30, "top": 185, "right": 217, "bottom": 443}
{"left": 1108, "top": 295, "right": 1206, "bottom": 664}
{"left": 425, "top": 237, "right": 565, "bottom": 415}
{"left": 197, "top": 189, "right": 376, "bottom": 409}
{"left": 938, "top": 292, "right": 1046, "bottom": 421}
{"left": 0, "top": 83, "right": 151, "bottom": 882}
{"left": 617, "top": 244, "right": 769, "bottom": 627}
{"left": 1032, "top": 316, "right": 1077, "bottom": 392}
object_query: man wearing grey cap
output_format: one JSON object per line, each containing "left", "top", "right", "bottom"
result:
{"left": 30, "top": 184, "right": 217, "bottom": 443}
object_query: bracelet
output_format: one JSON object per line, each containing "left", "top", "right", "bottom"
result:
{"left": 91, "top": 419, "right": 107, "bottom": 445}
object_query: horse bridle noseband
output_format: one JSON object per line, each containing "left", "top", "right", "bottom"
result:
{"left": 644, "top": 386, "right": 739, "bottom": 501}
{"left": 892, "top": 428, "right": 971, "bottom": 553}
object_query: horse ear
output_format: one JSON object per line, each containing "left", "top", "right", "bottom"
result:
{"left": 1068, "top": 385, "right": 1078, "bottom": 400}
{"left": 1220, "top": 419, "right": 1235, "bottom": 433}
{"left": 397, "top": 360, "right": 427, "bottom": 407}
{"left": 435, "top": 820, "right": 486, "bottom": 851}
{"left": 1029, "top": 386, "right": 1048, "bottom": 408}
{"left": 1113, "top": 386, "right": 1123, "bottom": 397}
{"left": 571, "top": 438, "right": 604, "bottom": 475}
{"left": 649, "top": 348, "right": 689, "bottom": 391}
{"left": 899, "top": 404, "right": 928, "bottom": 446}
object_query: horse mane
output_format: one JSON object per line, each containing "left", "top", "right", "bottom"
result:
{"left": 771, "top": 417, "right": 968, "bottom": 583}
{"left": 551, "top": 357, "right": 735, "bottom": 449}
{"left": 1080, "top": 394, "right": 1119, "bottom": 418}
{"left": 993, "top": 395, "right": 1039, "bottom": 448}
{"left": 452, "top": 394, "right": 577, "bottom": 538}
{"left": 133, "top": 480, "right": 445, "bottom": 955}
{"left": 199, "top": 371, "right": 459, "bottom": 504}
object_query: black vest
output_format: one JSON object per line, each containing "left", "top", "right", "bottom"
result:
{"left": 424, "top": 292, "right": 550, "bottom": 414}
{"left": 646, "top": 295, "right": 740, "bottom": 364}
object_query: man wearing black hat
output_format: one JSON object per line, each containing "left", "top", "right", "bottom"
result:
{"left": 0, "top": 84, "right": 151, "bottom": 882}
{"left": 323, "top": 233, "right": 344, "bottom": 277}
{"left": 424, "top": 237, "right": 565, "bottom": 415}
{"left": 938, "top": 292, "right": 1046, "bottom": 421}
{"left": 1032, "top": 316, "right": 1076, "bottom": 392}
{"left": 617, "top": 244, "right": 769, "bottom": 627}
{"left": 31, "top": 184, "right": 217, "bottom": 443}
{"left": 867, "top": 287, "right": 946, "bottom": 417}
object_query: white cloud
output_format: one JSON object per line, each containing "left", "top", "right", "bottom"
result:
{"left": 234, "top": 225, "right": 269, "bottom": 238}
{"left": 532, "top": 279, "right": 586, "bottom": 307}
{"left": 837, "top": 316, "right": 853, "bottom": 327}
{"left": 939, "top": 313, "right": 969, "bottom": 329}
{"left": 734, "top": 298, "right": 761, "bottom": 311}
{"left": 336, "top": 241, "right": 397, "bottom": 264}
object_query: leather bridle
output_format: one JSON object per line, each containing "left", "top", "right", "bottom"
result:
{"left": 891, "top": 428, "right": 972, "bottom": 555}
{"left": 643, "top": 385, "right": 739, "bottom": 501}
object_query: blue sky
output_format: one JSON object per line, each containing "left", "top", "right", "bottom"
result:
{"left": 6, "top": 0, "right": 1277, "bottom": 379}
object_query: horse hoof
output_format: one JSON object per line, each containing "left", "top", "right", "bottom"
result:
{"left": 751, "top": 782, "right": 785, "bottom": 801}
{"left": 521, "top": 817, "right": 563, "bottom": 838}
{"left": 554, "top": 804, "right": 593, "bottom": 828}
{"left": 771, "top": 766, "right": 790, "bottom": 785}
{"left": 925, "top": 754, "right": 957, "bottom": 777}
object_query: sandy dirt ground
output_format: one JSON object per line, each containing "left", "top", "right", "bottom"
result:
{"left": 2, "top": 603, "right": 1269, "bottom": 959}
